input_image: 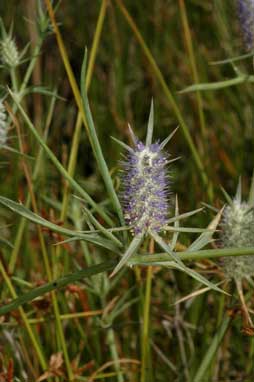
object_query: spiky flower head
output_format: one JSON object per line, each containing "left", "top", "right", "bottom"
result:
{"left": 118, "top": 101, "right": 175, "bottom": 235}
{"left": 0, "top": 20, "right": 20, "bottom": 68}
{"left": 0, "top": 100, "right": 7, "bottom": 148}
{"left": 220, "top": 179, "right": 254, "bottom": 280}
{"left": 236, "top": 0, "right": 254, "bottom": 51}
{"left": 121, "top": 138, "right": 169, "bottom": 235}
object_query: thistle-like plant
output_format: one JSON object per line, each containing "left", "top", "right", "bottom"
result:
{"left": 221, "top": 178, "right": 254, "bottom": 281}
{"left": 109, "top": 102, "right": 223, "bottom": 294}
{"left": 236, "top": 0, "right": 254, "bottom": 51}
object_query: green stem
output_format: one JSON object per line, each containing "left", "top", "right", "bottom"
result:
{"left": 10, "top": 67, "right": 18, "bottom": 92}
{"left": 193, "top": 316, "right": 231, "bottom": 382}
{"left": 178, "top": 0, "right": 207, "bottom": 140}
{"left": 130, "top": 247, "right": 254, "bottom": 265}
{"left": 141, "top": 265, "right": 153, "bottom": 382}
{"left": 3, "top": 246, "right": 254, "bottom": 316}
{"left": 107, "top": 328, "right": 124, "bottom": 382}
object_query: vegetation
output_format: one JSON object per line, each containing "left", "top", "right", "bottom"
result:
{"left": 1, "top": 1, "right": 254, "bottom": 381}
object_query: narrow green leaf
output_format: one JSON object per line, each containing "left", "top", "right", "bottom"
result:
{"left": 8, "top": 88, "right": 113, "bottom": 226}
{"left": 110, "top": 234, "right": 144, "bottom": 277}
{"left": 188, "top": 208, "right": 223, "bottom": 252}
{"left": 210, "top": 51, "right": 254, "bottom": 65}
{"left": 0, "top": 196, "right": 118, "bottom": 251}
{"left": 150, "top": 231, "right": 225, "bottom": 294}
{"left": 0, "top": 260, "right": 116, "bottom": 316}
{"left": 180, "top": 75, "right": 252, "bottom": 93}
{"left": 193, "top": 316, "right": 231, "bottom": 382}
{"left": 80, "top": 49, "right": 124, "bottom": 225}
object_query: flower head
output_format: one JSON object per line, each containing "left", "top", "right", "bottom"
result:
{"left": 0, "top": 20, "right": 20, "bottom": 68}
{"left": 121, "top": 137, "right": 169, "bottom": 235}
{"left": 116, "top": 101, "right": 175, "bottom": 236}
{"left": 220, "top": 180, "right": 254, "bottom": 280}
{"left": 236, "top": 0, "right": 254, "bottom": 51}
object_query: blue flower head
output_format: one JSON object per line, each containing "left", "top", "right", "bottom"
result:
{"left": 121, "top": 136, "right": 170, "bottom": 235}
{"left": 236, "top": 0, "right": 254, "bottom": 51}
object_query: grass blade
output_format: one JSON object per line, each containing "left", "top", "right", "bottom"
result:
{"left": 81, "top": 50, "right": 124, "bottom": 225}
{"left": 0, "top": 260, "right": 116, "bottom": 316}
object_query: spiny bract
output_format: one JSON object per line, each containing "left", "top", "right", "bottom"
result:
{"left": 221, "top": 191, "right": 254, "bottom": 280}
{"left": 0, "top": 100, "right": 7, "bottom": 148}
{"left": 236, "top": 0, "right": 254, "bottom": 51}
{"left": 121, "top": 135, "right": 170, "bottom": 235}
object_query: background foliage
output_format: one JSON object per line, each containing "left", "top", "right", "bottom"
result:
{"left": 0, "top": 1, "right": 254, "bottom": 381}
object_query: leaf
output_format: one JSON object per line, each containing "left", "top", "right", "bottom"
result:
{"left": 210, "top": 51, "right": 254, "bottom": 65}
{"left": 193, "top": 316, "right": 231, "bottom": 382}
{"left": 109, "top": 234, "right": 144, "bottom": 277}
{"left": 0, "top": 196, "right": 118, "bottom": 251}
{"left": 80, "top": 49, "right": 124, "bottom": 225}
{"left": 180, "top": 75, "right": 252, "bottom": 93}
{"left": 188, "top": 208, "right": 224, "bottom": 252}
{"left": 150, "top": 231, "right": 226, "bottom": 294}
{"left": 0, "top": 260, "right": 116, "bottom": 316}
{"left": 8, "top": 88, "right": 113, "bottom": 226}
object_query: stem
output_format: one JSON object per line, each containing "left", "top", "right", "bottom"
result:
{"left": 141, "top": 239, "right": 154, "bottom": 382}
{"left": 130, "top": 247, "right": 254, "bottom": 265}
{"left": 10, "top": 67, "right": 18, "bottom": 92}
{"left": 107, "top": 328, "right": 124, "bottom": 382}
{"left": 178, "top": 0, "right": 207, "bottom": 140}
{"left": 193, "top": 315, "right": 231, "bottom": 382}
{"left": 4, "top": 246, "right": 254, "bottom": 316}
